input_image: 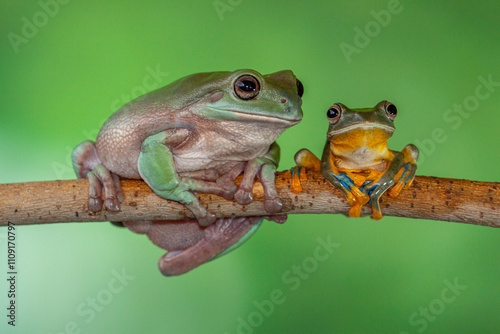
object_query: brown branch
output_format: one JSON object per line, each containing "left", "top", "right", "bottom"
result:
{"left": 0, "top": 172, "right": 499, "bottom": 227}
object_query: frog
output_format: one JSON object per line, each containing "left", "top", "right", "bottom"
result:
{"left": 286, "top": 100, "right": 418, "bottom": 220}
{"left": 72, "top": 69, "right": 304, "bottom": 275}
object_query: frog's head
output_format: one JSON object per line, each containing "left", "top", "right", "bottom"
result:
{"left": 173, "top": 69, "right": 303, "bottom": 126}
{"left": 325, "top": 100, "right": 397, "bottom": 142}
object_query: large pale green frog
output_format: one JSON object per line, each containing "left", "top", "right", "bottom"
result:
{"left": 287, "top": 101, "right": 418, "bottom": 219}
{"left": 72, "top": 69, "right": 304, "bottom": 275}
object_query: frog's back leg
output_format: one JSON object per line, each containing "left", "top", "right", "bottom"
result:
{"left": 122, "top": 217, "right": 265, "bottom": 276}
{"left": 72, "top": 141, "right": 100, "bottom": 178}
{"left": 72, "top": 141, "right": 123, "bottom": 212}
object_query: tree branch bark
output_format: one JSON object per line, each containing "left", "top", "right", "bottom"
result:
{"left": 0, "top": 172, "right": 499, "bottom": 227}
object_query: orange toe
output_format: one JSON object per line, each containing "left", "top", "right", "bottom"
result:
{"left": 372, "top": 210, "right": 383, "bottom": 220}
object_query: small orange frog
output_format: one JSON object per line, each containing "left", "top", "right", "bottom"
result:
{"left": 286, "top": 101, "right": 419, "bottom": 219}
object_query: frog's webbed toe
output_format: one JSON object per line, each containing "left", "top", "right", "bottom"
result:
{"left": 285, "top": 149, "right": 321, "bottom": 194}
{"left": 195, "top": 210, "right": 217, "bottom": 227}
{"left": 234, "top": 157, "right": 276, "bottom": 205}
{"left": 234, "top": 157, "right": 283, "bottom": 214}
{"left": 388, "top": 161, "right": 417, "bottom": 198}
{"left": 363, "top": 177, "right": 395, "bottom": 220}
{"left": 216, "top": 162, "right": 246, "bottom": 197}
{"left": 88, "top": 165, "right": 123, "bottom": 212}
{"left": 347, "top": 187, "right": 370, "bottom": 218}
{"left": 72, "top": 141, "right": 123, "bottom": 213}
{"left": 258, "top": 163, "right": 283, "bottom": 213}
{"left": 284, "top": 166, "right": 307, "bottom": 194}
{"left": 234, "top": 187, "right": 254, "bottom": 205}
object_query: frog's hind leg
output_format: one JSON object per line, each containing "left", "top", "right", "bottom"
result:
{"left": 72, "top": 141, "right": 123, "bottom": 212}
{"left": 124, "top": 217, "right": 264, "bottom": 276}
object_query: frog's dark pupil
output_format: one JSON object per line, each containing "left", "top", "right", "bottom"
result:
{"left": 296, "top": 79, "right": 304, "bottom": 97}
{"left": 237, "top": 80, "right": 256, "bottom": 92}
{"left": 387, "top": 104, "right": 397, "bottom": 115}
{"left": 327, "top": 108, "right": 339, "bottom": 118}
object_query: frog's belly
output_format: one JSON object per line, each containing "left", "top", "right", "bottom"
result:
{"left": 173, "top": 142, "right": 269, "bottom": 174}
{"left": 174, "top": 156, "right": 242, "bottom": 175}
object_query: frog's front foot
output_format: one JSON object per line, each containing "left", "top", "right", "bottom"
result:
{"left": 284, "top": 166, "right": 308, "bottom": 193}
{"left": 87, "top": 165, "right": 123, "bottom": 212}
{"left": 362, "top": 177, "right": 395, "bottom": 220}
{"left": 365, "top": 145, "right": 419, "bottom": 219}
{"left": 234, "top": 157, "right": 282, "bottom": 213}
{"left": 388, "top": 145, "right": 419, "bottom": 198}
{"left": 260, "top": 162, "right": 283, "bottom": 213}
{"left": 154, "top": 176, "right": 235, "bottom": 226}
{"left": 72, "top": 141, "right": 124, "bottom": 213}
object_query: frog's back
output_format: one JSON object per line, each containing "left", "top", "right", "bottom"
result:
{"left": 95, "top": 88, "right": 179, "bottom": 178}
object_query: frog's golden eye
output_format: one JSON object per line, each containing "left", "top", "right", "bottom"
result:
{"left": 327, "top": 104, "right": 342, "bottom": 124}
{"left": 384, "top": 101, "right": 397, "bottom": 119}
{"left": 234, "top": 75, "right": 260, "bottom": 100}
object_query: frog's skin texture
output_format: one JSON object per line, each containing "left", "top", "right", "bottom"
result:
{"left": 287, "top": 101, "right": 418, "bottom": 220}
{"left": 72, "top": 69, "right": 303, "bottom": 275}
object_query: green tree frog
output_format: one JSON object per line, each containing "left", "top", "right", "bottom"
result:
{"left": 287, "top": 101, "right": 418, "bottom": 219}
{"left": 72, "top": 69, "right": 304, "bottom": 275}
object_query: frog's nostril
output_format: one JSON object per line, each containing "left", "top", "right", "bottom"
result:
{"left": 281, "top": 98, "right": 287, "bottom": 104}
{"left": 284, "top": 107, "right": 291, "bottom": 113}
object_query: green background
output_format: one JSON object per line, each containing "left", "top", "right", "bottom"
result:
{"left": 1, "top": 0, "right": 500, "bottom": 333}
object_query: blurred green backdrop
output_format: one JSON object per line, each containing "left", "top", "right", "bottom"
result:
{"left": 1, "top": 1, "right": 500, "bottom": 333}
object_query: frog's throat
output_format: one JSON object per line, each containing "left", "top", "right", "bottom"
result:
{"left": 328, "top": 122, "right": 394, "bottom": 138}
{"left": 206, "top": 106, "right": 301, "bottom": 125}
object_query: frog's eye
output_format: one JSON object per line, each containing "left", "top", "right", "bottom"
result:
{"left": 327, "top": 104, "right": 342, "bottom": 124}
{"left": 234, "top": 75, "right": 260, "bottom": 100}
{"left": 384, "top": 101, "right": 397, "bottom": 119}
{"left": 296, "top": 79, "right": 304, "bottom": 97}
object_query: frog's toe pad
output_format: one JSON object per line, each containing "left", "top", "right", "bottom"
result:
{"left": 105, "top": 197, "right": 121, "bottom": 212}
{"left": 197, "top": 212, "right": 217, "bottom": 226}
{"left": 348, "top": 205, "right": 362, "bottom": 218}
{"left": 372, "top": 210, "right": 383, "bottom": 220}
{"left": 88, "top": 197, "right": 103, "bottom": 213}
{"left": 264, "top": 214, "right": 287, "bottom": 224}
{"left": 264, "top": 196, "right": 283, "bottom": 213}
{"left": 234, "top": 189, "right": 253, "bottom": 205}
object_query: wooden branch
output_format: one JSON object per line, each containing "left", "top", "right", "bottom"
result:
{"left": 0, "top": 172, "right": 499, "bottom": 227}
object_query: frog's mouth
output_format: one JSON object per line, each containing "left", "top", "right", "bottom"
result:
{"left": 205, "top": 106, "right": 302, "bottom": 125}
{"left": 231, "top": 110, "right": 302, "bottom": 124}
{"left": 328, "top": 122, "right": 394, "bottom": 138}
